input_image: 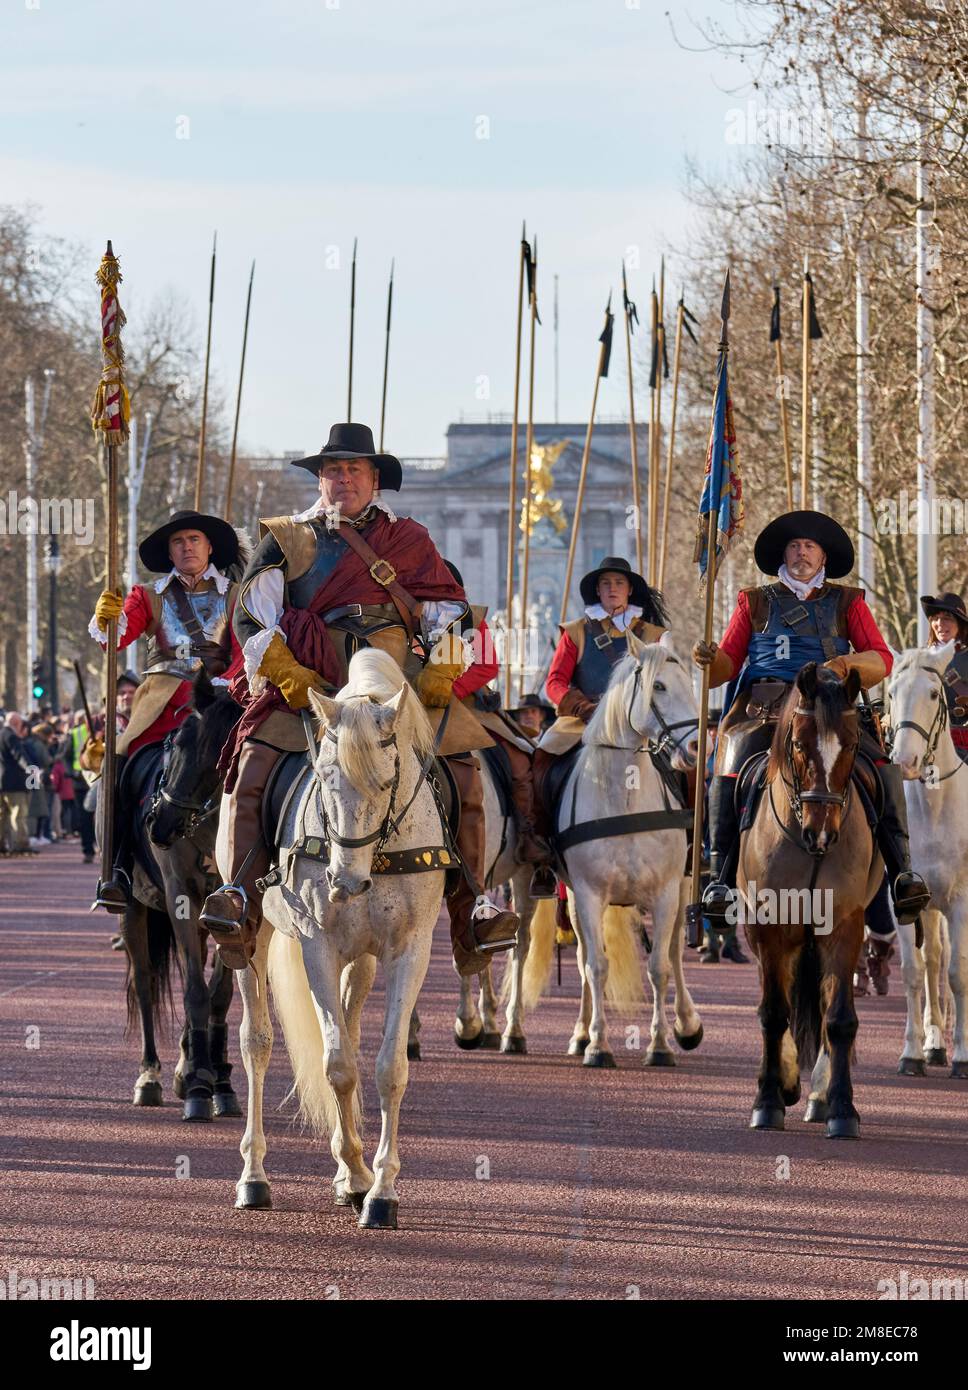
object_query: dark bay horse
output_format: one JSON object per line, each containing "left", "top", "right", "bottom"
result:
{"left": 119, "top": 670, "right": 244, "bottom": 1121}
{"left": 739, "top": 662, "right": 881, "bottom": 1139}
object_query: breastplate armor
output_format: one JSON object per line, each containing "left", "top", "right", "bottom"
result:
{"left": 144, "top": 583, "right": 232, "bottom": 679}
{"left": 746, "top": 583, "right": 849, "bottom": 677}
{"left": 286, "top": 521, "right": 349, "bottom": 609}
{"left": 573, "top": 620, "right": 635, "bottom": 700}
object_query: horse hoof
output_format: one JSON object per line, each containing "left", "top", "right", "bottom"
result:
{"left": 213, "top": 1091, "right": 242, "bottom": 1118}
{"left": 673, "top": 1023, "right": 704, "bottom": 1052}
{"left": 334, "top": 1189, "right": 367, "bottom": 1213}
{"left": 804, "top": 1098, "right": 829, "bottom": 1123}
{"left": 583, "top": 1049, "right": 616, "bottom": 1069}
{"left": 750, "top": 1106, "right": 785, "bottom": 1130}
{"left": 500, "top": 1035, "right": 527, "bottom": 1055}
{"left": 567, "top": 1037, "right": 589, "bottom": 1056}
{"left": 172, "top": 1073, "right": 186, "bottom": 1100}
{"left": 926, "top": 1047, "right": 948, "bottom": 1067}
{"left": 481, "top": 1032, "right": 502, "bottom": 1050}
{"left": 359, "top": 1197, "right": 398, "bottom": 1230}
{"left": 898, "top": 1057, "right": 927, "bottom": 1077}
{"left": 644, "top": 1050, "right": 676, "bottom": 1068}
{"left": 133, "top": 1081, "right": 163, "bottom": 1107}
{"left": 951, "top": 1061, "right": 968, "bottom": 1080}
{"left": 183, "top": 1094, "right": 214, "bottom": 1123}
{"left": 406, "top": 1042, "right": 421, "bottom": 1061}
{"left": 235, "top": 1181, "right": 272, "bottom": 1209}
{"left": 454, "top": 1029, "right": 485, "bottom": 1051}
{"left": 826, "top": 1115, "right": 860, "bottom": 1140}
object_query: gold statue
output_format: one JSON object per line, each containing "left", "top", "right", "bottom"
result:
{"left": 520, "top": 439, "right": 568, "bottom": 536}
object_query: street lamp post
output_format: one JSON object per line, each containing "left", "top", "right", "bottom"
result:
{"left": 45, "top": 534, "right": 62, "bottom": 711}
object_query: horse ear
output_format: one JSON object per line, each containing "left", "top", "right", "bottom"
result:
{"left": 844, "top": 668, "right": 861, "bottom": 705}
{"left": 797, "top": 662, "right": 819, "bottom": 698}
{"left": 384, "top": 681, "right": 409, "bottom": 730}
{"left": 626, "top": 626, "right": 645, "bottom": 659}
{"left": 307, "top": 686, "right": 341, "bottom": 726}
{"left": 193, "top": 666, "right": 215, "bottom": 712}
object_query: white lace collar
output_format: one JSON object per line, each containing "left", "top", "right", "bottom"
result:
{"left": 292, "top": 494, "right": 398, "bottom": 531}
{"left": 584, "top": 603, "right": 643, "bottom": 631}
{"left": 778, "top": 563, "right": 826, "bottom": 602}
{"left": 153, "top": 562, "right": 230, "bottom": 595}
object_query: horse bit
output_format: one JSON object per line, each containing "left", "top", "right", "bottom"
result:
{"left": 148, "top": 722, "right": 220, "bottom": 839}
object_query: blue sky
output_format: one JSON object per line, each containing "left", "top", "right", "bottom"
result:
{"left": 2, "top": 0, "right": 748, "bottom": 456}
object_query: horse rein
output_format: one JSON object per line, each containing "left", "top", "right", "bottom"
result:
{"left": 772, "top": 702, "right": 860, "bottom": 866}
{"left": 623, "top": 657, "right": 700, "bottom": 762}
{"left": 149, "top": 721, "right": 220, "bottom": 838}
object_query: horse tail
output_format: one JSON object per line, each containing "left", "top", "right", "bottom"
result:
{"left": 790, "top": 928, "right": 823, "bottom": 1070}
{"left": 267, "top": 932, "right": 351, "bottom": 1140}
{"left": 512, "top": 897, "right": 556, "bottom": 1011}
{"left": 603, "top": 907, "right": 646, "bottom": 1012}
{"left": 124, "top": 906, "right": 177, "bottom": 1037}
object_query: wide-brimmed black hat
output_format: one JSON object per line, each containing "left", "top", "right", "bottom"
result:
{"left": 580, "top": 556, "right": 650, "bottom": 609}
{"left": 290, "top": 423, "right": 403, "bottom": 492}
{"left": 753, "top": 510, "right": 854, "bottom": 580}
{"left": 139, "top": 510, "right": 240, "bottom": 574}
{"left": 509, "top": 693, "right": 553, "bottom": 714}
{"left": 117, "top": 669, "right": 142, "bottom": 690}
{"left": 921, "top": 592, "right": 968, "bottom": 625}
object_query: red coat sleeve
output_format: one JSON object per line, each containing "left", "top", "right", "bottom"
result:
{"left": 453, "top": 620, "right": 499, "bottom": 700}
{"left": 846, "top": 596, "right": 893, "bottom": 677}
{"left": 717, "top": 591, "right": 753, "bottom": 679}
{"left": 545, "top": 632, "right": 578, "bottom": 707}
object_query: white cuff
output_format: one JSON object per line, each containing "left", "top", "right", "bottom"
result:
{"left": 211, "top": 677, "right": 230, "bottom": 688}
{"left": 88, "top": 610, "right": 127, "bottom": 644}
{"left": 243, "top": 625, "right": 284, "bottom": 698}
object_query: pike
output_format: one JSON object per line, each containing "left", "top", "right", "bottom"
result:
{"left": 89, "top": 241, "right": 130, "bottom": 913}
{"left": 560, "top": 292, "right": 614, "bottom": 624}
{"left": 687, "top": 270, "right": 744, "bottom": 946}
{"left": 651, "top": 257, "right": 667, "bottom": 585}
{"left": 800, "top": 255, "right": 823, "bottom": 505}
{"left": 504, "top": 224, "right": 527, "bottom": 705}
{"left": 647, "top": 276, "right": 659, "bottom": 585}
{"left": 193, "top": 231, "right": 216, "bottom": 511}
{"left": 72, "top": 659, "right": 96, "bottom": 741}
{"left": 519, "top": 235, "right": 539, "bottom": 701}
{"left": 223, "top": 258, "right": 255, "bottom": 520}
{"left": 658, "top": 290, "right": 693, "bottom": 588}
{"left": 770, "top": 278, "right": 794, "bottom": 510}
{"left": 378, "top": 258, "right": 394, "bottom": 451}
{"left": 347, "top": 236, "right": 357, "bottom": 421}
{"left": 621, "top": 261, "right": 644, "bottom": 574}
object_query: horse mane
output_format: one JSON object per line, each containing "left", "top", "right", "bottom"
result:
{"left": 766, "top": 667, "right": 857, "bottom": 783}
{"left": 332, "top": 649, "right": 435, "bottom": 797}
{"left": 586, "top": 642, "right": 666, "bottom": 746}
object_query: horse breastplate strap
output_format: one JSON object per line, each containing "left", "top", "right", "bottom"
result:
{"left": 573, "top": 619, "right": 633, "bottom": 699}
{"left": 145, "top": 583, "right": 232, "bottom": 679}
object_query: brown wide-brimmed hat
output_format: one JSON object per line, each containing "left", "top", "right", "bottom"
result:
{"left": 754, "top": 510, "right": 854, "bottom": 579}
{"left": 290, "top": 423, "right": 403, "bottom": 492}
{"left": 139, "top": 510, "right": 240, "bottom": 574}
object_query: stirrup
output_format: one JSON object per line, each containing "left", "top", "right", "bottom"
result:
{"left": 700, "top": 880, "right": 734, "bottom": 923}
{"left": 93, "top": 868, "right": 131, "bottom": 915}
{"left": 200, "top": 883, "right": 249, "bottom": 934}
{"left": 890, "top": 872, "right": 930, "bottom": 926}
{"left": 528, "top": 865, "right": 558, "bottom": 898}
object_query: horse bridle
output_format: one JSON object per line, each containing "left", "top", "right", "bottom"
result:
{"left": 773, "top": 703, "right": 859, "bottom": 864}
{"left": 625, "top": 657, "right": 700, "bottom": 762}
{"left": 149, "top": 721, "right": 220, "bottom": 839}
{"left": 891, "top": 666, "right": 963, "bottom": 782}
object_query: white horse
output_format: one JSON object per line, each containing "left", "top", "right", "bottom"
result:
{"left": 528, "top": 634, "right": 704, "bottom": 1066}
{"left": 888, "top": 642, "right": 968, "bottom": 1079}
{"left": 225, "top": 649, "right": 447, "bottom": 1229}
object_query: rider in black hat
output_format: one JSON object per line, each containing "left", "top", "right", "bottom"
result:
{"left": 692, "top": 509, "right": 930, "bottom": 927}
{"left": 86, "top": 510, "right": 244, "bottom": 911}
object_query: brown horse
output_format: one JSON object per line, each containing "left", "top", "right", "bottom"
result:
{"left": 738, "top": 662, "right": 881, "bottom": 1139}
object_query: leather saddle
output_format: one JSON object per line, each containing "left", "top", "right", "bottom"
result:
{"left": 480, "top": 741, "right": 515, "bottom": 822}
{"left": 123, "top": 742, "right": 167, "bottom": 892}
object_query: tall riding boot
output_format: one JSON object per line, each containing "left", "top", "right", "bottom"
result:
{"left": 95, "top": 755, "right": 132, "bottom": 914}
{"left": 698, "top": 926, "right": 720, "bottom": 964}
{"left": 700, "top": 774, "right": 740, "bottom": 922}
{"left": 500, "top": 738, "right": 556, "bottom": 897}
{"left": 446, "top": 753, "right": 520, "bottom": 977}
{"left": 876, "top": 761, "right": 931, "bottom": 925}
{"left": 200, "top": 739, "right": 281, "bottom": 969}
{"left": 720, "top": 928, "right": 750, "bottom": 964}
{"left": 866, "top": 935, "right": 895, "bottom": 997}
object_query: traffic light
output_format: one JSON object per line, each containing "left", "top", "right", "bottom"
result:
{"left": 31, "top": 659, "right": 47, "bottom": 702}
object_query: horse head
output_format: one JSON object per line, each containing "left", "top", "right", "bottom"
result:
{"left": 776, "top": 662, "right": 861, "bottom": 853}
{"left": 307, "top": 651, "right": 433, "bottom": 903}
{"left": 889, "top": 641, "right": 955, "bottom": 780}
{"left": 591, "top": 630, "right": 700, "bottom": 770}
{"left": 147, "top": 669, "right": 242, "bottom": 848}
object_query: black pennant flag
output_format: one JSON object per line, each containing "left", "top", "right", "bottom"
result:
{"left": 769, "top": 284, "right": 781, "bottom": 343}
{"left": 648, "top": 284, "right": 660, "bottom": 388}
{"left": 804, "top": 272, "right": 823, "bottom": 340}
{"left": 681, "top": 297, "right": 699, "bottom": 344}
{"left": 599, "top": 294, "right": 615, "bottom": 378}
{"left": 622, "top": 268, "right": 639, "bottom": 334}
{"left": 523, "top": 239, "right": 541, "bottom": 325}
